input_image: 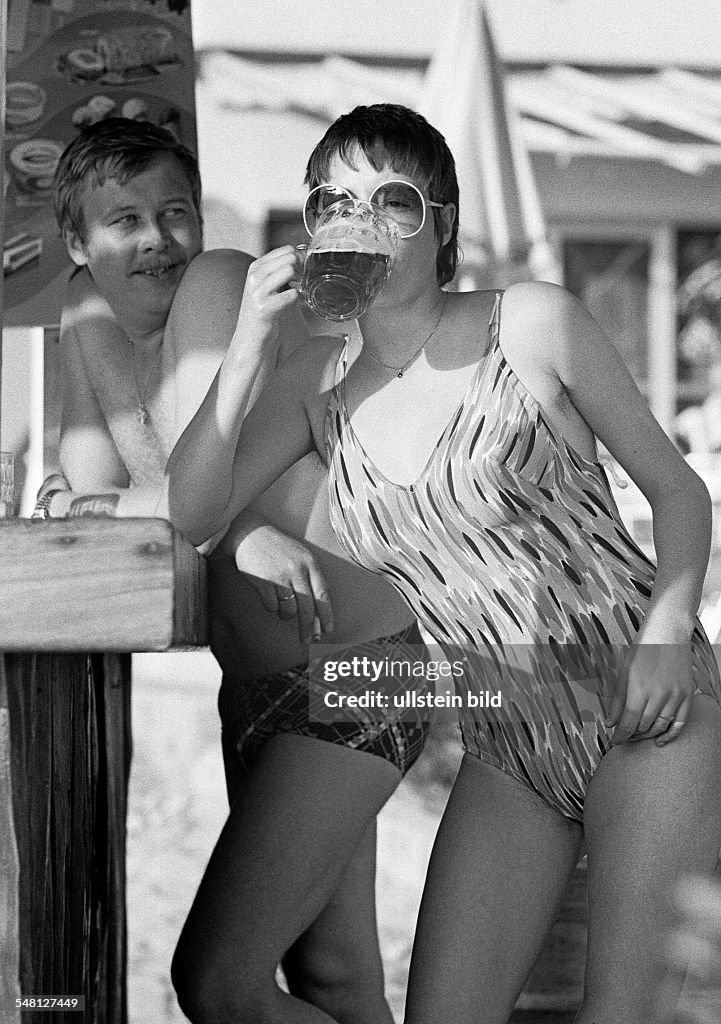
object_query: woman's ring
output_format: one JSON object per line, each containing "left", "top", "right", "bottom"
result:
{"left": 279, "top": 593, "right": 296, "bottom": 603}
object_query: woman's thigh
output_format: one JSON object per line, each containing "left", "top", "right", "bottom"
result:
{"left": 404, "top": 755, "right": 583, "bottom": 1024}
{"left": 581, "top": 694, "right": 721, "bottom": 1023}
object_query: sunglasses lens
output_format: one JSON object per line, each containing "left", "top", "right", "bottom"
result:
{"left": 304, "top": 186, "right": 350, "bottom": 232}
{"left": 369, "top": 182, "right": 426, "bottom": 237}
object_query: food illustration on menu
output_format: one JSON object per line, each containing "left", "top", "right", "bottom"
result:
{"left": 58, "top": 24, "right": 181, "bottom": 84}
{"left": 3, "top": 0, "right": 196, "bottom": 326}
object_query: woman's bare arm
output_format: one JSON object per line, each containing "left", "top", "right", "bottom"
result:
{"left": 505, "top": 281, "right": 711, "bottom": 745}
{"left": 160, "top": 248, "right": 341, "bottom": 545}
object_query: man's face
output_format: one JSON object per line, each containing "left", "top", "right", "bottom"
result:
{"left": 65, "top": 154, "right": 203, "bottom": 334}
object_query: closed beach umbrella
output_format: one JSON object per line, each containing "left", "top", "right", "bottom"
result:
{"left": 420, "top": 0, "right": 554, "bottom": 287}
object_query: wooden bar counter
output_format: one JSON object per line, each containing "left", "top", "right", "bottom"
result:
{"left": 0, "top": 518, "right": 207, "bottom": 1024}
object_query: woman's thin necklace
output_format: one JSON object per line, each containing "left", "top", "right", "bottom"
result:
{"left": 127, "top": 338, "right": 163, "bottom": 425}
{"left": 364, "top": 293, "right": 448, "bottom": 379}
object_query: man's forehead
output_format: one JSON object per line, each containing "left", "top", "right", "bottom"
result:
{"left": 80, "top": 154, "right": 194, "bottom": 214}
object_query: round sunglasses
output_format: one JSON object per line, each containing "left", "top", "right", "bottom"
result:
{"left": 303, "top": 180, "right": 445, "bottom": 239}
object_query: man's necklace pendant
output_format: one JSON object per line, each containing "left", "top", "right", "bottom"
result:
{"left": 137, "top": 404, "right": 150, "bottom": 425}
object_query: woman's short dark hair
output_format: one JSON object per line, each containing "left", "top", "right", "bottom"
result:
{"left": 304, "top": 104, "right": 460, "bottom": 287}
{"left": 53, "top": 118, "right": 202, "bottom": 241}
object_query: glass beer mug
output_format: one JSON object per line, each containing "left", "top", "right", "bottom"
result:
{"left": 299, "top": 199, "right": 399, "bottom": 321}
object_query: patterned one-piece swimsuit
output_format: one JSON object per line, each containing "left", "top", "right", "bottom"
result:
{"left": 325, "top": 292, "right": 721, "bottom": 822}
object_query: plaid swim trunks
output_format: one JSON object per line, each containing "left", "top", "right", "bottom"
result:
{"left": 218, "top": 623, "right": 430, "bottom": 775}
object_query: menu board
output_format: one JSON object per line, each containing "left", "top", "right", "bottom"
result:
{"left": 3, "top": 0, "right": 196, "bottom": 327}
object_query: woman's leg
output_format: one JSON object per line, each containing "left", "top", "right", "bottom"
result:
{"left": 172, "top": 733, "right": 400, "bottom": 1024}
{"left": 282, "top": 820, "right": 394, "bottom": 1024}
{"left": 404, "top": 754, "right": 583, "bottom": 1024}
{"left": 579, "top": 694, "right": 721, "bottom": 1024}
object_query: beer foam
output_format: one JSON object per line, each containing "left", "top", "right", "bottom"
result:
{"left": 308, "top": 247, "right": 389, "bottom": 258}
{"left": 311, "top": 224, "right": 394, "bottom": 256}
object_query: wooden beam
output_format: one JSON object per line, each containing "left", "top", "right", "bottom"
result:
{"left": 0, "top": 519, "right": 207, "bottom": 651}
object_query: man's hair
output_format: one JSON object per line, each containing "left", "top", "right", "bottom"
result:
{"left": 304, "top": 104, "right": 460, "bottom": 287}
{"left": 53, "top": 118, "right": 202, "bottom": 241}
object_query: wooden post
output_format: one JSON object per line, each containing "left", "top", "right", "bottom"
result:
{"left": 3, "top": 652, "right": 131, "bottom": 1024}
{"left": 0, "top": 667, "right": 21, "bottom": 1024}
{"left": 0, "top": 520, "right": 206, "bottom": 1022}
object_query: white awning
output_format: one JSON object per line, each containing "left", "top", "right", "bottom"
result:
{"left": 199, "top": 53, "right": 721, "bottom": 176}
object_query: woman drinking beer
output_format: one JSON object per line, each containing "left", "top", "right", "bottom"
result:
{"left": 164, "top": 104, "right": 721, "bottom": 1024}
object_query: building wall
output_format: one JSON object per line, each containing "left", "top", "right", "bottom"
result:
{"left": 535, "top": 155, "right": 721, "bottom": 228}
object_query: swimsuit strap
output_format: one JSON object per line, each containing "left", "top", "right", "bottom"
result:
{"left": 334, "top": 332, "right": 351, "bottom": 385}
{"left": 488, "top": 290, "right": 504, "bottom": 345}
{"left": 324, "top": 334, "right": 352, "bottom": 467}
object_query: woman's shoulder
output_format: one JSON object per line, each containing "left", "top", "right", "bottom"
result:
{"left": 498, "top": 280, "right": 592, "bottom": 372}
{"left": 448, "top": 280, "right": 576, "bottom": 329}
{"left": 501, "top": 280, "right": 585, "bottom": 328}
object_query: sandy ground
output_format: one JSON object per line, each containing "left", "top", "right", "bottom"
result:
{"left": 127, "top": 651, "right": 461, "bottom": 1024}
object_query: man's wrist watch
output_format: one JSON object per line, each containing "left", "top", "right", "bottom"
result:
{"left": 31, "top": 489, "right": 62, "bottom": 520}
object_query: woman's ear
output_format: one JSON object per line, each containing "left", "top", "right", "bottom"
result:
{"left": 437, "top": 203, "right": 457, "bottom": 248}
{"left": 63, "top": 229, "right": 89, "bottom": 266}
